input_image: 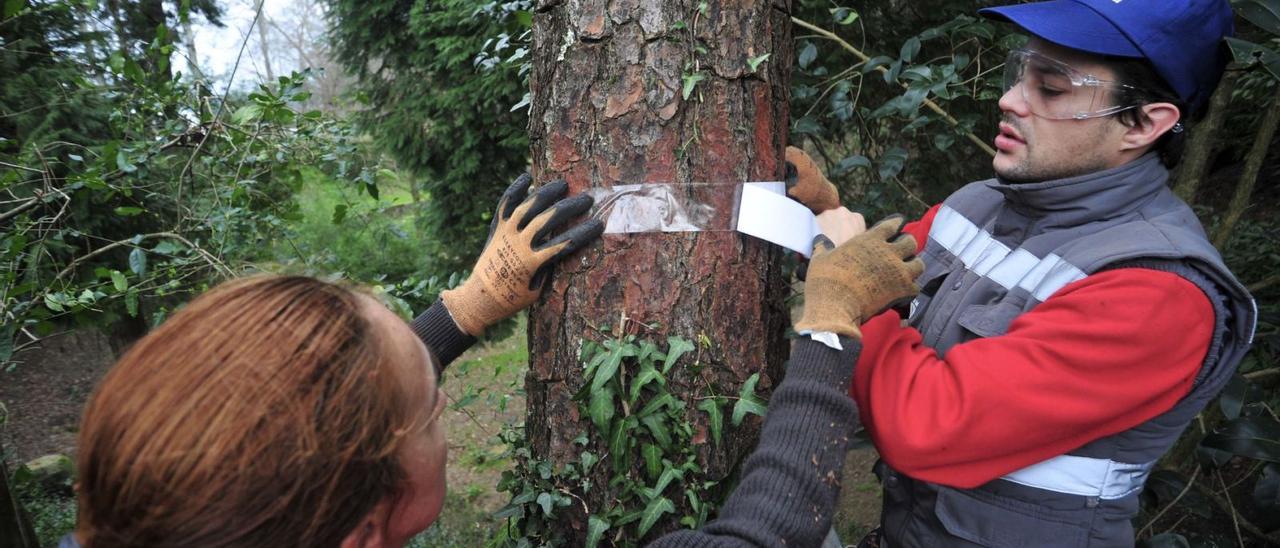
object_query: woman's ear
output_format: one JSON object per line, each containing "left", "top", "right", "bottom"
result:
{"left": 340, "top": 498, "right": 394, "bottom": 548}
{"left": 1121, "top": 101, "right": 1181, "bottom": 152}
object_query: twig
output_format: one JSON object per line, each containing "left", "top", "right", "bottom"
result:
{"left": 1247, "top": 273, "right": 1280, "bottom": 293}
{"left": 1137, "top": 465, "right": 1200, "bottom": 538}
{"left": 1192, "top": 477, "right": 1280, "bottom": 545}
{"left": 0, "top": 161, "right": 43, "bottom": 174}
{"left": 791, "top": 16, "right": 997, "bottom": 157}
{"left": 1217, "top": 469, "right": 1245, "bottom": 548}
{"left": 49, "top": 232, "right": 234, "bottom": 286}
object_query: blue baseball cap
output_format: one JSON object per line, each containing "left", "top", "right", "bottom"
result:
{"left": 979, "top": 0, "right": 1235, "bottom": 111}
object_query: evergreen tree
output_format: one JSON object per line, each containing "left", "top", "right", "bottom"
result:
{"left": 325, "top": 0, "right": 530, "bottom": 275}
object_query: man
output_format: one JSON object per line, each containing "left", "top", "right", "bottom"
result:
{"left": 788, "top": 1, "right": 1256, "bottom": 546}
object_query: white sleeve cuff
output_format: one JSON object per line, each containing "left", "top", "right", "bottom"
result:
{"left": 796, "top": 330, "right": 843, "bottom": 351}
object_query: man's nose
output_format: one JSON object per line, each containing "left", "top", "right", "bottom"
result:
{"left": 998, "top": 82, "right": 1030, "bottom": 117}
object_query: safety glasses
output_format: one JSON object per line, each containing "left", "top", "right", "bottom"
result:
{"left": 1002, "top": 49, "right": 1145, "bottom": 120}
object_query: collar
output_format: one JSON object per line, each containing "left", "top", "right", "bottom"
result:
{"left": 986, "top": 153, "right": 1169, "bottom": 225}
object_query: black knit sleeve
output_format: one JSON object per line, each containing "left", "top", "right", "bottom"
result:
{"left": 647, "top": 336, "right": 862, "bottom": 548}
{"left": 408, "top": 299, "right": 477, "bottom": 375}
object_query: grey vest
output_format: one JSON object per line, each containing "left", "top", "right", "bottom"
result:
{"left": 880, "top": 154, "right": 1256, "bottom": 548}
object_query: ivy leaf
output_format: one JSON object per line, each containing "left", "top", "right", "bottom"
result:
{"left": 0, "top": 322, "right": 13, "bottom": 363}
{"left": 830, "top": 7, "right": 858, "bottom": 25}
{"left": 1236, "top": 0, "right": 1280, "bottom": 35}
{"left": 128, "top": 247, "right": 148, "bottom": 276}
{"left": 681, "top": 72, "right": 705, "bottom": 100}
{"left": 899, "top": 37, "right": 921, "bottom": 63}
{"left": 732, "top": 373, "right": 768, "bottom": 426}
{"left": 747, "top": 53, "right": 770, "bottom": 73}
{"left": 862, "top": 55, "right": 893, "bottom": 75}
{"left": 111, "top": 270, "right": 128, "bottom": 292}
{"left": 125, "top": 288, "right": 139, "bottom": 317}
{"left": 536, "top": 492, "right": 554, "bottom": 516}
{"left": 1145, "top": 470, "right": 1213, "bottom": 518}
{"left": 122, "top": 57, "right": 145, "bottom": 84}
{"left": 798, "top": 42, "right": 817, "bottom": 69}
{"left": 697, "top": 398, "right": 723, "bottom": 447}
{"left": 332, "top": 203, "right": 348, "bottom": 225}
{"left": 832, "top": 155, "right": 873, "bottom": 176}
{"left": 642, "top": 443, "right": 662, "bottom": 480}
{"left": 116, "top": 149, "right": 137, "bottom": 173}
{"left": 610, "top": 416, "right": 633, "bottom": 469}
{"left": 3, "top": 0, "right": 25, "bottom": 19}
{"left": 637, "top": 496, "right": 676, "bottom": 538}
{"left": 641, "top": 413, "right": 672, "bottom": 449}
{"left": 44, "top": 294, "right": 64, "bottom": 313}
{"left": 877, "top": 147, "right": 909, "bottom": 180}
{"left": 589, "top": 386, "right": 616, "bottom": 435}
{"left": 639, "top": 391, "right": 677, "bottom": 417}
{"left": 591, "top": 340, "right": 633, "bottom": 393}
{"left": 580, "top": 451, "right": 599, "bottom": 472}
{"left": 792, "top": 116, "right": 823, "bottom": 136}
{"left": 662, "top": 336, "right": 694, "bottom": 374}
{"left": 653, "top": 466, "right": 683, "bottom": 495}
{"left": 1201, "top": 415, "right": 1280, "bottom": 462}
{"left": 585, "top": 515, "right": 610, "bottom": 548}
{"left": 630, "top": 364, "right": 664, "bottom": 404}
{"left": 1220, "top": 374, "right": 1249, "bottom": 419}
{"left": 1224, "top": 37, "right": 1280, "bottom": 81}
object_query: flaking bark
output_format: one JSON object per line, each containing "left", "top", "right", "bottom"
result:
{"left": 528, "top": 0, "right": 794, "bottom": 542}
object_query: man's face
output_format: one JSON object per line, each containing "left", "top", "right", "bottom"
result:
{"left": 992, "top": 38, "right": 1131, "bottom": 182}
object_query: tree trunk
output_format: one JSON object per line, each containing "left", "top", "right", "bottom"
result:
{"left": 527, "top": 0, "right": 793, "bottom": 543}
{"left": 1173, "top": 72, "right": 1235, "bottom": 204}
{"left": 255, "top": 0, "right": 275, "bottom": 82}
{"left": 1212, "top": 82, "right": 1280, "bottom": 249}
{"left": 0, "top": 458, "right": 39, "bottom": 548}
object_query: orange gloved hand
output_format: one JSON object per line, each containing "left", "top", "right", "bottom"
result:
{"left": 785, "top": 146, "right": 841, "bottom": 213}
{"left": 441, "top": 174, "right": 603, "bottom": 336}
{"left": 795, "top": 216, "right": 924, "bottom": 339}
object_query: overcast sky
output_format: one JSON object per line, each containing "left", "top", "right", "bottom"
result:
{"left": 180, "top": 0, "right": 309, "bottom": 91}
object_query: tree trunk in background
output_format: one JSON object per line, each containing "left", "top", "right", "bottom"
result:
{"left": 528, "top": 0, "right": 792, "bottom": 542}
{"left": 1173, "top": 72, "right": 1235, "bottom": 204}
{"left": 1213, "top": 83, "right": 1280, "bottom": 249}
{"left": 255, "top": 0, "right": 275, "bottom": 82}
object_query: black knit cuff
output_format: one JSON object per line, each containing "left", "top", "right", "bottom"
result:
{"left": 787, "top": 336, "right": 862, "bottom": 389}
{"left": 409, "top": 299, "right": 477, "bottom": 375}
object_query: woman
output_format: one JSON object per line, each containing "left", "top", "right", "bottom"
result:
{"left": 68, "top": 175, "right": 921, "bottom": 547}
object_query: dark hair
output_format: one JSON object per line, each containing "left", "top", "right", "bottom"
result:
{"left": 1105, "top": 55, "right": 1191, "bottom": 167}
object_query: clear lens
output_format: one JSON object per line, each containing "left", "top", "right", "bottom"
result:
{"left": 1003, "top": 50, "right": 1134, "bottom": 120}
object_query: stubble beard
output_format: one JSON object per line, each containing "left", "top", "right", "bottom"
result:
{"left": 994, "top": 118, "right": 1114, "bottom": 184}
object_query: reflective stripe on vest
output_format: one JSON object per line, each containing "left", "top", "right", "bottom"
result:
{"left": 1001, "top": 455, "right": 1155, "bottom": 500}
{"left": 931, "top": 206, "right": 1087, "bottom": 301}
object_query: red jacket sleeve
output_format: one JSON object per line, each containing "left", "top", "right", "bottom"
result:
{"left": 851, "top": 268, "right": 1213, "bottom": 488}
{"left": 901, "top": 204, "right": 939, "bottom": 254}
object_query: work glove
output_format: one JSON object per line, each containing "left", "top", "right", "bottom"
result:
{"left": 441, "top": 174, "right": 603, "bottom": 337}
{"left": 794, "top": 216, "right": 924, "bottom": 339}
{"left": 784, "top": 146, "right": 841, "bottom": 213}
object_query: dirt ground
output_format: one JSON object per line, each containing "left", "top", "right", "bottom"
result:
{"left": 1, "top": 330, "right": 115, "bottom": 465}
{"left": 0, "top": 325, "right": 885, "bottom": 541}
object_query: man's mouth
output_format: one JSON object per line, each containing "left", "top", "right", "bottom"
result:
{"left": 994, "top": 122, "right": 1026, "bottom": 152}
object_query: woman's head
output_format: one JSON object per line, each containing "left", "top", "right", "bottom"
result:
{"left": 76, "top": 275, "right": 447, "bottom": 547}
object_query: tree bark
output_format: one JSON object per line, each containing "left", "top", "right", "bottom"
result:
{"left": 1213, "top": 82, "right": 1280, "bottom": 249}
{"left": 528, "top": 0, "right": 793, "bottom": 543}
{"left": 1173, "top": 72, "right": 1235, "bottom": 204}
{"left": 0, "top": 458, "right": 39, "bottom": 548}
{"left": 255, "top": 0, "right": 275, "bottom": 82}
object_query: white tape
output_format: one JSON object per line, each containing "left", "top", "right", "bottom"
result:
{"left": 735, "top": 183, "right": 820, "bottom": 257}
{"left": 587, "top": 181, "right": 819, "bottom": 257}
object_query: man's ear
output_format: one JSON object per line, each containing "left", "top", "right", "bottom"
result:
{"left": 340, "top": 497, "right": 394, "bottom": 548}
{"left": 1120, "top": 101, "right": 1181, "bottom": 152}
